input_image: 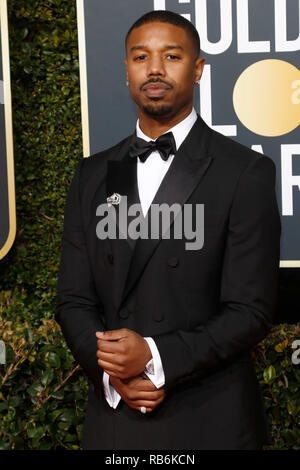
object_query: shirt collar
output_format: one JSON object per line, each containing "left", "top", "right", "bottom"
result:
{"left": 136, "top": 107, "right": 198, "bottom": 151}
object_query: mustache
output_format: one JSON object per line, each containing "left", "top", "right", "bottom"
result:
{"left": 140, "top": 78, "right": 174, "bottom": 90}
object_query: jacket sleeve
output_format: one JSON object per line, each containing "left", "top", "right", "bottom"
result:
{"left": 152, "top": 155, "right": 281, "bottom": 393}
{"left": 55, "top": 158, "right": 105, "bottom": 397}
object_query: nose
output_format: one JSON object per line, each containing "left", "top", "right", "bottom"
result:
{"left": 147, "top": 54, "right": 165, "bottom": 77}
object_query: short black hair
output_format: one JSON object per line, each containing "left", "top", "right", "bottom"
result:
{"left": 125, "top": 10, "right": 201, "bottom": 57}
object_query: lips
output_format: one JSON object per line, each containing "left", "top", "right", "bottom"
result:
{"left": 142, "top": 83, "right": 171, "bottom": 98}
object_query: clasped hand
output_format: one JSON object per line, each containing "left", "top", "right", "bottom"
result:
{"left": 96, "top": 328, "right": 165, "bottom": 413}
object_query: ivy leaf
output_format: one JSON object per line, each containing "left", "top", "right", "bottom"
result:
{"left": 41, "top": 369, "right": 54, "bottom": 386}
{"left": 46, "top": 351, "right": 61, "bottom": 368}
{"left": 263, "top": 365, "right": 277, "bottom": 383}
{"left": 287, "top": 401, "right": 297, "bottom": 416}
{"left": 27, "top": 382, "right": 43, "bottom": 396}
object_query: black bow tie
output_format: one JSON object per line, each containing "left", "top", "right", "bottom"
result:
{"left": 129, "top": 132, "right": 177, "bottom": 163}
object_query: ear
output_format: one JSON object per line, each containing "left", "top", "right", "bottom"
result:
{"left": 195, "top": 57, "right": 205, "bottom": 84}
{"left": 124, "top": 59, "right": 129, "bottom": 82}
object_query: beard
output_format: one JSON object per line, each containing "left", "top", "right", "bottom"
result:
{"left": 142, "top": 102, "right": 173, "bottom": 117}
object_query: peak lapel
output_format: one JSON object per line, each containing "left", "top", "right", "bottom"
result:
{"left": 104, "top": 136, "right": 144, "bottom": 310}
{"left": 106, "top": 147, "right": 142, "bottom": 251}
{"left": 119, "top": 117, "right": 213, "bottom": 309}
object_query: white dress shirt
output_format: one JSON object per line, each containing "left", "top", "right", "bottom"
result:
{"left": 102, "top": 107, "right": 198, "bottom": 409}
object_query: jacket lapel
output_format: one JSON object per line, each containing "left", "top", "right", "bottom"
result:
{"left": 119, "top": 116, "right": 213, "bottom": 309}
{"left": 105, "top": 138, "right": 146, "bottom": 309}
{"left": 106, "top": 156, "right": 141, "bottom": 251}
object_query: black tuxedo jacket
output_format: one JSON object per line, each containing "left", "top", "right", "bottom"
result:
{"left": 55, "top": 116, "right": 281, "bottom": 450}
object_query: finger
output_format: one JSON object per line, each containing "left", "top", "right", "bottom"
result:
{"left": 153, "top": 394, "right": 165, "bottom": 407}
{"left": 134, "top": 380, "right": 158, "bottom": 391}
{"left": 129, "top": 390, "right": 164, "bottom": 401}
{"left": 97, "top": 340, "right": 124, "bottom": 354}
{"left": 97, "top": 351, "right": 127, "bottom": 368}
{"left": 131, "top": 394, "right": 164, "bottom": 403}
{"left": 133, "top": 399, "right": 163, "bottom": 408}
{"left": 97, "top": 359, "right": 123, "bottom": 374}
{"left": 130, "top": 400, "right": 163, "bottom": 413}
{"left": 96, "top": 350, "right": 119, "bottom": 362}
{"left": 136, "top": 393, "right": 166, "bottom": 410}
{"left": 125, "top": 402, "right": 153, "bottom": 414}
{"left": 96, "top": 339, "right": 123, "bottom": 352}
{"left": 124, "top": 388, "right": 165, "bottom": 402}
{"left": 96, "top": 329, "right": 128, "bottom": 341}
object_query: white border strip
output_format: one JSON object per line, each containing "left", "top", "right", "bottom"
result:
{"left": 76, "top": 0, "right": 90, "bottom": 157}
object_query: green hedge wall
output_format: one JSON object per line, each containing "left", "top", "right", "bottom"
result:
{"left": 0, "top": 0, "right": 299, "bottom": 450}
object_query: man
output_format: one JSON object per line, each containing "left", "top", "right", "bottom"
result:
{"left": 55, "top": 10, "right": 281, "bottom": 450}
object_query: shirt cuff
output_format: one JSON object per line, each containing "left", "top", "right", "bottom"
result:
{"left": 144, "top": 337, "right": 165, "bottom": 388}
{"left": 102, "top": 371, "right": 121, "bottom": 409}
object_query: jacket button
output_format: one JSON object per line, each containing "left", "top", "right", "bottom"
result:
{"left": 119, "top": 308, "right": 130, "bottom": 319}
{"left": 107, "top": 254, "right": 114, "bottom": 265}
{"left": 153, "top": 311, "right": 164, "bottom": 322}
{"left": 167, "top": 257, "right": 178, "bottom": 267}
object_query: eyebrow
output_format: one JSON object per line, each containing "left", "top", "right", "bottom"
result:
{"left": 129, "top": 44, "right": 184, "bottom": 53}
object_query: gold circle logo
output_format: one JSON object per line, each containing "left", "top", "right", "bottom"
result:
{"left": 233, "top": 59, "right": 300, "bottom": 137}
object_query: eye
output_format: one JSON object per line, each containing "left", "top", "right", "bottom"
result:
{"left": 134, "top": 55, "right": 147, "bottom": 61}
{"left": 166, "top": 54, "right": 180, "bottom": 60}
